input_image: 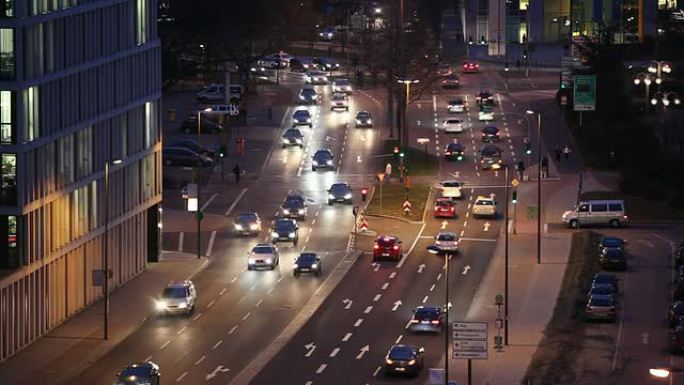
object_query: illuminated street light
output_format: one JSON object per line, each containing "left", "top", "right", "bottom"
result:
{"left": 650, "top": 368, "right": 671, "bottom": 378}
{"left": 634, "top": 73, "right": 658, "bottom": 109}
{"left": 374, "top": 7, "right": 381, "bottom": 13}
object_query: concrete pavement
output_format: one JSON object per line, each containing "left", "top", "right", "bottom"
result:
{"left": 0, "top": 253, "right": 209, "bottom": 385}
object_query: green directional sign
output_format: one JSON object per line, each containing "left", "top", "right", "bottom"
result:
{"left": 573, "top": 75, "right": 596, "bottom": 112}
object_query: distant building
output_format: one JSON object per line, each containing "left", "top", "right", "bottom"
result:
{"left": 0, "top": 0, "right": 162, "bottom": 361}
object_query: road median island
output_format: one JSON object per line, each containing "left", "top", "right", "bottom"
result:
{"left": 380, "top": 138, "right": 438, "bottom": 176}
{"left": 364, "top": 183, "right": 430, "bottom": 222}
{"left": 523, "top": 230, "right": 602, "bottom": 385}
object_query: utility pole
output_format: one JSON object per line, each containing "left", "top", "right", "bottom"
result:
{"left": 444, "top": 252, "right": 450, "bottom": 385}
{"left": 504, "top": 165, "right": 510, "bottom": 345}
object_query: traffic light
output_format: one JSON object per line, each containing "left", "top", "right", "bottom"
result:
{"left": 399, "top": 152, "right": 405, "bottom": 158}
{"left": 361, "top": 188, "right": 368, "bottom": 202}
{"left": 523, "top": 50, "right": 528, "bottom": 59}
{"left": 512, "top": 190, "right": 518, "bottom": 204}
{"left": 525, "top": 141, "right": 532, "bottom": 155}
{"left": 393, "top": 146, "right": 400, "bottom": 159}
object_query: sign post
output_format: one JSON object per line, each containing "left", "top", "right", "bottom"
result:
{"left": 377, "top": 173, "right": 385, "bottom": 213}
{"left": 452, "top": 322, "right": 487, "bottom": 385}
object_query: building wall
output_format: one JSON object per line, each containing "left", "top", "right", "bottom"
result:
{"left": 0, "top": 0, "right": 161, "bottom": 361}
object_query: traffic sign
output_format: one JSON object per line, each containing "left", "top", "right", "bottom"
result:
{"left": 452, "top": 322, "right": 487, "bottom": 360}
{"left": 377, "top": 173, "right": 385, "bottom": 182}
{"left": 495, "top": 294, "right": 504, "bottom": 305}
{"left": 511, "top": 179, "right": 519, "bottom": 187}
{"left": 573, "top": 75, "right": 596, "bottom": 111}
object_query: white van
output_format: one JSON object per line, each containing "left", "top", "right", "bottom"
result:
{"left": 197, "top": 84, "right": 244, "bottom": 103}
{"left": 561, "top": 200, "right": 628, "bottom": 228}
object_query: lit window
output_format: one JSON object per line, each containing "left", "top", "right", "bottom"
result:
{"left": 519, "top": 0, "right": 528, "bottom": 10}
{"left": 25, "top": 86, "right": 38, "bottom": 141}
{"left": 0, "top": 0, "right": 13, "bottom": 17}
{"left": 0, "top": 29, "right": 13, "bottom": 79}
{"left": 136, "top": 0, "right": 147, "bottom": 45}
{"left": 0, "top": 90, "right": 12, "bottom": 144}
{"left": 0, "top": 153, "right": 15, "bottom": 205}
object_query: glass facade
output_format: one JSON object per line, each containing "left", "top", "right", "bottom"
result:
{"left": 0, "top": 153, "right": 15, "bottom": 205}
{"left": 0, "top": 29, "right": 13, "bottom": 80}
{"left": 0, "top": 91, "right": 13, "bottom": 144}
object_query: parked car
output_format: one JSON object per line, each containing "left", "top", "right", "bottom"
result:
{"left": 163, "top": 147, "right": 213, "bottom": 168}
{"left": 561, "top": 200, "right": 628, "bottom": 228}
{"left": 592, "top": 272, "right": 619, "bottom": 293}
{"left": 169, "top": 139, "right": 218, "bottom": 158}
{"left": 599, "top": 236, "right": 627, "bottom": 253}
{"left": 599, "top": 248, "right": 627, "bottom": 271}
{"left": 584, "top": 294, "right": 617, "bottom": 322}
{"left": 180, "top": 114, "right": 223, "bottom": 134}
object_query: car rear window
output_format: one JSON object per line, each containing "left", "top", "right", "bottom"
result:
{"left": 238, "top": 214, "right": 257, "bottom": 222}
{"left": 377, "top": 237, "right": 396, "bottom": 246}
{"left": 298, "top": 254, "right": 317, "bottom": 262}
{"left": 389, "top": 347, "right": 414, "bottom": 360}
{"left": 435, "top": 200, "right": 453, "bottom": 207}
{"left": 438, "top": 233, "right": 457, "bottom": 241}
{"left": 476, "top": 200, "right": 494, "bottom": 206}
{"left": 590, "top": 296, "right": 613, "bottom": 306}
{"left": 442, "top": 182, "right": 461, "bottom": 187}
{"left": 253, "top": 246, "right": 274, "bottom": 254}
{"left": 416, "top": 308, "right": 440, "bottom": 319}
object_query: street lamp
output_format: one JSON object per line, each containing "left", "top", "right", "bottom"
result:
{"left": 103, "top": 158, "right": 123, "bottom": 340}
{"left": 526, "top": 110, "right": 542, "bottom": 265}
{"left": 650, "top": 368, "right": 671, "bottom": 378}
{"left": 397, "top": 78, "right": 419, "bottom": 151}
{"left": 427, "top": 245, "right": 453, "bottom": 385}
{"left": 197, "top": 107, "right": 212, "bottom": 146}
{"left": 648, "top": 60, "right": 672, "bottom": 80}
{"left": 634, "top": 73, "right": 659, "bottom": 110}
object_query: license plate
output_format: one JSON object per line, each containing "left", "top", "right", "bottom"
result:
{"left": 421, "top": 320, "right": 430, "bottom": 324}
{"left": 395, "top": 367, "right": 406, "bottom": 372}
{"left": 300, "top": 268, "right": 309, "bottom": 271}
{"left": 382, "top": 253, "right": 390, "bottom": 256}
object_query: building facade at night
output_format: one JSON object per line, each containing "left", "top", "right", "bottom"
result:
{"left": 0, "top": 0, "right": 162, "bottom": 360}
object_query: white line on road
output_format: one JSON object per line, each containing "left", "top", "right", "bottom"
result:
{"left": 219, "top": 288, "right": 227, "bottom": 295}
{"left": 330, "top": 348, "right": 340, "bottom": 357}
{"left": 342, "top": 333, "right": 353, "bottom": 342}
{"left": 255, "top": 299, "right": 264, "bottom": 307}
{"left": 195, "top": 355, "right": 205, "bottom": 365}
{"left": 354, "top": 318, "right": 364, "bottom": 327}
{"left": 243, "top": 312, "right": 251, "bottom": 320}
{"left": 430, "top": 284, "right": 435, "bottom": 292}
{"left": 389, "top": 272, "right": 396, "bottom": 279}
{"left": 267, "top": 287, "right": 275, "bottom": 295}
{"left": 200, "top": 193, "right": 218, "bottom": 211}
{"left": 228, "top": 326, "right": 238, "bottom": 334}
{"left": 364, "top": 306, "right": 373, "bottom": 314}
{"left": 373, "top": 366, "right": 382, "bottom": 377}
{"left": 231, "top": 276, "right": 238, "bottom": 284}
{"left": 397, "top": 221, "right": 427, "bottom": 268}
{"left": 144, "top": 355, "right": 152, "bottom": 362}
{"left": 316, "top": 364, "right": 327, "bottom": 374}
{"left": 297, "top": 166, "right": 303, "bottom": 177}
{"left": 159, "top": 340, "right": 171, "bottom": 350}
{"left": 305, "top": 382, "right": 313, "bottom": 385}
{"left": 213, "top": 340, "right": 223, "bottom": 350}
{"left": 176, "top": 371, "right": 188, "bottom": 382}
{"left": 224, "top": 188, "right": 248, "bottom": 216}
{"left": 395, "top": 335, "right": 403, "bottom": 344}
{"left": 436, "top": 273, "right": 442, "bottom": 280}
{"left": 206, "top": 230, "right": 217, "bottom": 256}
{"left": 381, "top": 282, "right": 389, "bottom": 290}
{"left": 178, "top": 232, "right": 184, "bottom": 252}
{"left": 192, "top": 312, "right": 202, "bottom": 321}
{"left": 373, "top": 294, "right": 382, "bottom": 302}
{"left": 177, "top": 326, "right": 187, "bottom": 335}
{"left": 422, "top": 295, "right": 428, "bottom": 304}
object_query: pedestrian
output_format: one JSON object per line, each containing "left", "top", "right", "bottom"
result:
{"left": 233, "top": 164, "right": 241, "bottom": 184}
{"left": 563, "top": 144, "right": 571, "bottom": 160}
{"left": 541, "top": 156, "right": 549, "bottom": 178}
{"left": 554, "top": 146, "right": 562, "bottom": 163}
{"left": 267, "top": 107, "right": 272, "bottom": 120}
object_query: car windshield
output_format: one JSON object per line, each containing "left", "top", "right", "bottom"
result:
{"left": 590, "top": 296, "right": 613, "bottom": 306}
{"left": 237, "top": 214, "right": 257, "bottom": 222}
{"left": 118, "top": 367, "right": 152, "bottom": 381}
{"left": 603, "top": 249, "right": 623, "bottom": 258}
{"left": 476, "top": 200, "right": 494, "bottom": 206}
{"left": 332, "top": 94, "right": 346, "bottom": 101}
{"left": 435, "top": 200, "right": 452, "bottom": 207}
{"left": 301, "top": 89, "right": 316, "bottom": 95}
{"left": 357, "top": 112, "right": 370, "bottom": 119}
{"left": 331, "top": 184, "right": 349, "bottom": 192}
{"left": 298, "top": 253, "right": 317, "bottom": 262}
{"left": 593, "top": 274, "right": 615, "bottom": 284}
{"left": 446, "top": 120, "right": 459, "bottom": 124}
{"left": 253, "top": 246, "right": 274, "bottom": 254}
{"left": 481, "top": 147, "right": 501, "bottom": 156}
{"left": 449, "top": 99, "right": 464, "bottom": 105}
{"left": 284, "top": 129, "right": 301, "bottom": 137}
{"left": 162, "top": 287, "right": 187, "bottom": 299}
{"left": 294, "top": 111, "right": 310, "bottom": 118}
{"left": 314, "top": 151, "right": 332, "bottom": 159}
{"left": 276, "top": 221, "right": 295, "bottom": 231}
{"left": 591, "top": 286, "right": 613, "bottom": 295}
{"left": 377, "top": 237, "right": 396, "bottom": 247}
{"left": 602, "top": 238, "right": 623, "bottom": 247}
{"left": 389, "top": 347, "right": 414, "bottom": 360}
{"left": 446, "top": 144, "right": 463, "bottom": 151}
{"left": 483, "top": 126, "right": 498, "bottom": 133}
{"left": 438, "top": 234, "right": 457, "bottom": 241}
{"left": 335, "top": 79, "right": 350, "bottom": 85}
{"left": 285, "top": 198, "right": 304, "bottom": 207}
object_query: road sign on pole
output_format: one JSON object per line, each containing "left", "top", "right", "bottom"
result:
{"left": 452, "top": 322, "right": 487, "bottom": 359}
{"left": 573, "top": 75, "right": 596, "bottom": 111}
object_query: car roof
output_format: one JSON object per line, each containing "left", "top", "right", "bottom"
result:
{"left": 390, "top": 344, "right": 417, "bottom": 352}
{"left": 356, "top": 110, "right": 370, "bottom": 114}
{"left": 376, "top": 235, "right": 398, "bottom": 242}
{"left": 483, "top": 125, "right": 499, "bottom": 130}
{"left": 166, "top": 280, "right": 193, "bottom": 289}
{"left": 436, "top": 197, "right": 454, "bottom": 203}
{"left": 415, "top": 306, "right": 440, "bottom": 312}
{"left": 330, "top": 182, "right": 350, "bottom": 188}
{"left": 294, "top": 109, "right": 310, "bottom": 114}
{"left": 601, "top": 237, "right": 624, "bottom": 243}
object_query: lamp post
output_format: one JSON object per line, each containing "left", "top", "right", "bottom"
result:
{"left": 634, "top": 73, "right": 659, "bottom": 110}
{"left": 652, "top": 91, "right": 681, "bottom": 134}
{"left": 526, "top": 110, "right": 542, "bottom": 264}
{"left": 648, "top": 60, "right": 672, "bottom": 91}
{"left": 397, "top": 78, "right": 419, "bottom": 151}
{"left": 103, "top": 158, "right": 123, "bottom": 340}
{"left": 195, "top": 107, "right": 211, "bottom": 260}
{"left": 503, "top": 164, "right": 510, "bottom": 345}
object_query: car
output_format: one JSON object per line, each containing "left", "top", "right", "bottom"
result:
{"left": 561, "top": 200, "right": 628, "bottom": 228}
{"left": 250, "top": 64, "right": 270, "bottom": 81}
{"left": 584, "top": 294, "right": 616, "bottom": 322}
{"left": 443, "top": 118, "right": 464, "bottom": 133}
{"left": 599, "top": 236, "right": 626, "bottom": 253}
{"left": 305, "top": 70, "right": 329, "bottom": 84}
{"left": 319, "top": 26, "right": 336, "bottom": 40}
{"left": 312, "top": 149, "right": 335, "bottom": 171}
{"left": 197, "top": 83, "right": 225, "bottom": 102}
{"left": 441, "top": 74, "right": 460, "bottom": 88}
{"left": 444, "top": 141, "right": 465, "bottom": 161}
{"left": 206, "top": 104, "right": 239, "bottom": 116}
{"left": 180, "top": 114, "right": 223, "bottom": 134}
{"left": 479, "top": 144, "right": 503, "bottom": 170}
{"left": 330, "top": 92, "right": 349, "bottom": 111}
{"left": 116, "top": 362, "right": 160, "bottom": 385}
{"left": 588, "top": 282, "right": 615, "bottom": 299}
{"left": 408, "top": 306, "right": 444, "bottom": 332}
{"left": 599, "top": 248, "right": 627, "bottom": 270}
{"left": 384, "top": 344, "right": 425, "bottom": 376}
{"left": 170, "top": 139, "right": 218, "bottom": 158}
{"left": 332, "top": 78, "right": 352, "bottom": 93}
{"left": 155, "top": 281, "right": 197, "bottom": 315}
{"left": 472, "top": 195, "right": 497, "bottom": 218}
{"left": 282, "top": 128, "right": 304, "bottom": 148}
{"left": 233, "top": 212, "right": 262, "bottom": 235}
{"left": 293, "top": 253, "right": 322, "bottom": 276}
{"left": 434, "top": 197, "right": 456, "bottom": 218}
{"left": 257, "top": 56, "right": 280, "bottom": 69}
{"left": 476, "top": 91, "right": 495, "bottom": 104}
{"left": 355, "top": 111, "right": 373, "bottom": 128}
{"left": 271, "top": 218, "right": 299, "bottom": 245}
{"left": 281, "top": 194, "right": 307, "bottom": 219}
{"left": 327, "top": 182, "right": 353, "bottom": 205}
{"left": 270, "top": 51, "right": 293, "bottom": 66}
{"left": 670, "top": 301, "right": 684, "bottom": 327}
{"left": 447, "top": 98, "right": 466, "bottom": 113}
{"left": 671, "top": 322, "right": 684, "bottom": 353}
{"left": 292, "top": 109, "right": 313, "bottom": 127}
{"left": 435, "top": 232, "right": 459, "bottom": 253}
{"left": 163, "top": 147, "right": 214, "bottom": 168}
{"left": 592, "top": 272, "right": 619, "bottom": 293}
{"left": 288, "top": 57, "right": 310, "bottom": 72}
{"left": 298, "top": 88, "right": 319, "bottom": 105}
{"left": 478, "top": 105, "right": 495, "bottom": 121}
{"left": 440, "top": 180, "right": 463, "bottom": 199}
{"left": 480, "top": 126, "right": 501, "bottom": 142}
{"left": 437, "top": 63, "right": 454, "bottom": 76}
{"left": 247, "top": 243, "right": 280, "bottom": 270}
{"left": 313, "top": 57, "right": 340, "bottom": 71}
{"left": 373, "top": 235, "right": 403, "bottom": 261}
{"left": 462, "top": 61, "right": 480, "bottom": 73}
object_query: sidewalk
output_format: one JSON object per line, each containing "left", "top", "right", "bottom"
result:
{"left": 0, "top": 253, "right": 209, "bottom": 385}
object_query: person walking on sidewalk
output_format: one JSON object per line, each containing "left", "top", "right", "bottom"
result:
{"left": 554, "top": 146, "right": 562, "bottom": 163}
{"left": 233, "top": 164, "right": 241, "bottom": 184}
{"left": 541, "top": 156, "right": 549, "bottom": 178}
{"left": 563, "top": 144, "right": 571, "bottom": 160}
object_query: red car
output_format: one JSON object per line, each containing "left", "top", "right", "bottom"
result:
{"left": 373, "top": 235, "right": 403, "bottom": 261}
{"left": 463, "top": 61, "right": 480, "bottom": 73}
{"left": 434, "top": 198, "right": 456, "bottom": 218}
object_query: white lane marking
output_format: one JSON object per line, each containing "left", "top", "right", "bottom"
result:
{"left": 219, "top": 288, "right": 227, "bottom": 295}
{"left": 417, "top": 263, "right": 426, "bottom": 273}
{"left": 330, "top": 348, "right": 340, "bottom": 357}
{"left": 213, "top": 340, "right": 223, "bottom": 350}
{"left": 178, "top": 232, "right": 184, "bottom": 252}
{"left": 364, "top": 306, "right": 373, "bottom": 314}
{"left": 316, "top": 364, "right": 327, "bottom": 374}
{"left": 249, "top": 285, "right": 256, "bottom": 292}
{"left": 200, "top": 193, "right": 218, "bottom": 211}
{"left": 228, "top": 325, "right": 238, "bottom": 334}
{"left": 437, "top": 273, "right": 442, "bottom": 280}
{"left": 256, "top": 299, "right": 264, "bottom": 307}
{"left": 373, "top": 294, "right": 382, "bottom": 302}
{"left": 381, "top": 282, "right": 389, "bottom": 290}
{"left": 430, "top": 284, "right": 436, "bottom": 292}
{"left": 342, "top": 332, "right": 353, "bottom": 342}
{"left": 297, "top": 167, "right": 303, "bottom": 177}
{"left": 397, "top": 221, "right": 427, "bottom": 268}
{"left": 207, "top": 299, "right": 216, "bottom": 309}
{"left": 144, "top": 355, "right": 153, "bottom": 362}
{"left": 195, "top": 355, "right": 206, "bottom": 365}
{"left": 311, "top": 219, "right": 316, "bottom": 225}
{"left": 243, "top": 312, "right": 251, "bottom": 320}
{"left": 389, "top": 272, "right": 397, "bottom": 279}
{"left": 224, "top": 188, "right": 249, "bottom": 216}
{"left": 422, "top": 295, "right": 429, "bottom": 304}
{"left": 192, "top": 312, "right": 203, "bottom": 321}
{"left": 267, "top": 287, "right": 275, "bottom": 295}
{"left": 395, "top": 335, "right": 403, "bottom": 344}
{"left": 231, "top": 277, "right": 238, "bottom": 283}
{"left": 159, "top": 340, "right": 171, "bottom": 350}
{"left": 177, "top": 326, "right": 188, "bottom": 335}
{"left": 373, "top": 366, "right": 382, "bottom": 376}
{"left": 354, "top": 318, "right": 364, "bottom": 327}
{"left": 176, "top": 371, "right": 188, "bottom": 382}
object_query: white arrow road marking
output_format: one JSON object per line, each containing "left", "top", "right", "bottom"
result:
{"left": 483, "top": 222, "right": 491, "bottom": 232}
{"left": 441, "top": 221, "right": 448, "bottom": 229}
{"left": 371, "top": 263, "right": 380, "bottom": 272}
{"left": 342, "top": 332, "right": 353, "bottom": 342}
{"left": 642, "top": 332, "right": 649, "bottom": 344}
{"left": 462, "top": 265, "right": 471, "bottom": 275}
{"left": 373, "top": 294, "right": 382, "bottom": 302}
{"left": 330, "top": 347, "right": 340, "bottom": 357}
{"left": 325, "top": 136, "right": 337, "bottom": 141}
{"left": 364, "top": 306, "right": 373, "bottom": 314}
{"left": 356, "top": 345, "right": 370, "bottom": 359}
{"left": 392, "top": 300, "right": 402, "bottom": 311}
{"left": 417, "top": 263, "right": 426, "bottom": 273}
{"left": 305, "top": 342, "right": 316, "bottom": 357}
{"left": 448, "top": 302, "right": 453, "bottom": 308}
{"left": 354, "top": 318, "right": 364, "bottom": 327}
{"left": 417, "top": 120, "right": 422, "bottom": 125}
{"left": 316, "top": 364, "right": 327, "bottom": 374}
{"left": 342, "top": 299, "right": 353, "bottom": 309}
{"left": 205, "top": 365, "right": 230, "bottom": 380}
{"left": 357, "top": 155, "right": 362, "bottom": 163}
{"left": 305, "top": 382, "right": 313, "bottom": 385}
{"left": 360, "top": 135, "right": 366, "bottom": 141}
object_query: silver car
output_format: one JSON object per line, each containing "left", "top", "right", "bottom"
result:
{"left": 155, "top": 281, "right": 197, "bottom": 315}
{"left": 585, "top": 294, "right": 616, "bottom": 322}
{"left": 434, "top": 232, "right": 459, "bottom": 253}
{"left": 247, "top": 243, "right": 280, "bottom": 270}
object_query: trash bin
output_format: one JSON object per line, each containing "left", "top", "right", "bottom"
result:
{"left": 167, "top": 108, "right": 176, "bottom": 122}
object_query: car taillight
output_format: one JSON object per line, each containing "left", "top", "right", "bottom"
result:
{"left": 431, "top": 320, "right": 440, "bottom": 324}
{"left": 373, "top": 244, "right": 380, "bottom": 249}
{"left": 411, "top": 319, "right": 419, "bottom": 323}
{"left": 445, "top": 151, "right": 451, "bottom": 155}
{"left": 450, "top": 207, "right": 455, "bottom": 211}
{"left": 585, "top": 307, "right": 592, "bottom": 313}
{"left": 392, "top": 245, "right": 399, "bottom": 250}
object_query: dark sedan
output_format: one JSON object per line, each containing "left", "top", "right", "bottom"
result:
{"left": 408, "top": 306, "right": 444, "bottom": 333}
{"left": 180, "top": 115, "right": 223, "bottom": 134}
{"left": 233, "top": 212, "right": 262, "bottom": 235}
{"left": 282, "top": 128, "right": 304, "bottom": 148}
{"left": 271, "top": 218, "right": 298, "bottom": 245}
{"left": 384, "top": 345, "right": 425, "bottom": 377}
{"left": 293, "top": 253, "right": 321, "bottom": 276}
{"left": 480, "top": 126, "right": 500, "bottom": 142}
{"left": 599, "top": 236, "right": 626, "bottom": 253}
{"left": 327, "top": 183, "right": 352, "bottom": 205}
{"left": 281, "top": 194, "right": 307, "bottom": 219}
{"left": 592, "top": 272, "right": 619, "bottom": 294}
{"left": 312, "top": 149, "right": 335, "bottom": 171}
{"left": 444, "top": 142, "right": 465, "bottom": 161}
{"left": 599, "top": 249, "right": 627, "bottom": 271}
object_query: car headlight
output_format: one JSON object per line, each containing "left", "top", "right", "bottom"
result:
{"left": 295, "top": 138, "right": 302, "bottom": 143}
{"left": 356, "top": 119, "right": 361, "bottom": 124}
{"left": 326, "top": 64, "right": 332, "bottom": 68}
{"left": 312, "top": 160, "right": 319, "bottom": 165}
{"left": 299, "top": 95, "right": 305, "bottom": 100}
{"left": 298, "top": 209, "right": 305, "bottom": 214}
{"left": 408, "top": 359, "right": 416, "bottom": 366}
{"left": 248, "top": 258, "right": 255, "bottom": 264}
{"left": 155, "top": 301, "right": 166, "bottom": 311}
{"left": 249, "top": 224, "right": 258, "bottom": 230}
{"left": 328, "top": 193, "right": 335, "bottom": 199}
{"left": 265, "top": 258, "right": 273, "bottom": 264}
{"left": 293, "top": 263, "right": 299, "bottom": 269}
{"left": 272, "top": 232, "right": 279, "bottom": 238}
{"left": 367, "top": 119, "right": 372, "bottom": 124}
{"left": 177, "top": 302, "right": 188, "bottom": 309}
{"left": 283, "top": 209, "right": 290, "bottom": 214}
{"left": 234, "top": 224, "right": 243, "bottom": 230}
{"left": 282, "top": 138, "right": 290, "bottom": 143}
{"left": 385, "top": 359, "right": 394, "bottom": 365}
{"left": 344, "top": 193, "right": 352, "bottom": 199}
{"left": 311, "top": 263, "right": 318, "bottom": 269}
{"left": 307, "top": 118, "right": 312, "bottom": 123}
{"left": 326, "top": 160, "right": 333, "bottom": 165}
{"left": 322, "top": 76, "right": 328, "bottom": 81}
{"left": 289, "top": 232, "right": 296, "bottom": 238}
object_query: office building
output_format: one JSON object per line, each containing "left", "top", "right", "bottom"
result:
{"left": 0, "top": 0, "right": 162, "bottom": 361}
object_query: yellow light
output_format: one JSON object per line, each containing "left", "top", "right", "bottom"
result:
{"left": 650, "top": 368, "right": 670, "bottom": 378}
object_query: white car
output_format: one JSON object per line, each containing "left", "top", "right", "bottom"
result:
{"left": 330, "top": 93, "right": 349, "bottom": 111}
{"left": 443, "top": 119, "right": 464, "bottom": 133}
{"left": 472, "top": 196, "right": 497, "bottom": 218}
{"left": 440, "top": 181, "right": 463, "bottom": 199}
{"left": 332, "top": 78, "right": 353, "bottom": 93}
{"left": 478, "top": 106, "right": 494, "bottom": 121}
{"left": 155, "top": 281, "right": 197, "bottom": 315}
{"left": 435, "top": 232, "right": 459, "bottom": 252}
{"left": 305, "top": 70, "right": 328, "bottom": 85}
{"left": 206, "top": 104, "right": 239, "bottom": 116}
{"left": 247, "top": 243, "right": 280, "bottom": 270}
{"left": 447, "top": 98, "right": 466, "bottom": 113}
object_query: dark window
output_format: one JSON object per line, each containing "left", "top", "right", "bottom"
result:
{"left": 0, "top": 215, "right": 18, "bottom": 268}
{"left": 608, "top": 203, "right": 623, "bottom": 211}
{"left": 0, "top": 153, "right": 15, "bottom": 205}
{"left": 578, "top": 204, "right": 589, "bottom": 212}
{"left": 591, "top": 203, "right": 608, "bottom": 212}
